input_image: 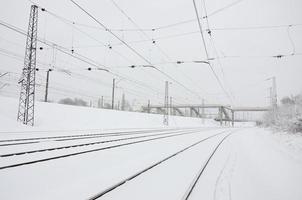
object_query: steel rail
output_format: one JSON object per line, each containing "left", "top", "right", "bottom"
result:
{"left": 0, "top": 128, "right": 219, "bottom": 170}
{"left": 0, "top": 127, "right": 212, "bottom": 157}
{"left": 0, "top": 127, "right": 183, "bottom": 143}
{"left": 88, "top": 129, "right": 235, "bottom": 199}
{"left": 182, "top": 131, "right": 237, "bottom": 200}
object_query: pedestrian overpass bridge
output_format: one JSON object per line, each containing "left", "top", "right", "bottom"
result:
{"left": 141, "top": 104, "right": 270, "bottom": 126}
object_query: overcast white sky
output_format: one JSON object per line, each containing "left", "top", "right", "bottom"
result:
{"left": 0, "top": 0, "right": 301, "bottom": 108}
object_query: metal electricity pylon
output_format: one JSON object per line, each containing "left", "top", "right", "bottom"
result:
{"left": 17, "top": 5, "right": 38, "bottom": 126}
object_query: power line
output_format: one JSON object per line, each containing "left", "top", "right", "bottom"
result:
{"left": 70, "top": 23, "right": 302, "bottom": 49}
{"left": 109, "top": 0, "right": 211, "bottom": 99}
{"left": 0, "top": 20, "right": 170, "bottom": 99}
{"left": 192, "top": 0, "right": 233, "bottom": 104}
{"left": 35, "top": 4, "right": 175, "bottom": 99}
{"left": 287, "top": 25, "right": 296, "bottom": 55}
{"left": 70, "top": 0, "right": 152, "bottom": 65}
{"left": 202, "top": 0, "right": 235, "bottom": 103}
{"left": 0, "top": 36, "right": 190, "bottom": 104}
{"left": 210, "top": 23, "right": 302, "bottom": 31}
{"left": 192, "top": 0, "right": 209, "bottom": 59}
{"left": 38, "top": 6, "right": 137, "bottom": 65}
{"left": 70, "top": 0, "right": 209, "bottom": 100}
{"left": 154, "top": 0, "right": 245, "bottom": 31}
{"left": 204, "top": 0, "right": 244, "bottom": 19}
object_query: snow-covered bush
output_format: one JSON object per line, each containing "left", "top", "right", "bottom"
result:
{"left": 58, "top": 98, "right": 88, "bottom": 107}
{"left": 262, "top": 94, "right": 302, "bottom": 133}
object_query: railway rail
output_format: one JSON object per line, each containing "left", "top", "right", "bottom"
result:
{"left": 88, "top": 129, "right": 238, "bottom": 199}
{"left": 0, "top": 127, "right": 189, "bottom": 144}
{"left": 0, "top": 127, "right": 212, "bottom": 157}
{"left": 0, "top": 127, "right": 223, "bottom": 170}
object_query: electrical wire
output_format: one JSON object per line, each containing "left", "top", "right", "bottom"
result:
{"left": 192, "top": 0, "right": 233, "bottom": 104}
{"left": 0, "top": 20, "right": 171, "bottom": 100}
{"left": 109, "top": 0, "right": 211, "bottom": 99}
{"left": 287, "top": 25, "right": 296, "bottom": 55}
{"left": 154, "top": 0, "right": 245, "bottom": 31}
{"left": 202, "top": 0, "right": 235, "bottom": 103}
{"left": 70, "top": 0, "right": 210, "bottom": 100}
{"left": 204, "top": 0, "right": 244, "bottom": 19}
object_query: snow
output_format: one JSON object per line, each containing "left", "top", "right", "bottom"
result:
{"left": 1, "top": 96, "right": 302, "bottom": 200}
{"left": 0, "top": 96, "right": 217, "bottom": 136}
{"left": 0, "top": 128, "right": 227, "bottom": 200}
{"left": 188, "top": 128, "right": 302, "bottom": 200}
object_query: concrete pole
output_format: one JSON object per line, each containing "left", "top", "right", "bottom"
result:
{"left": 202, "top": 98, "right": 205, "bottom": 124}
{"left": 44, "top": 69, "right": 52, "bottom": 102}
{"left": 272, "top": 76, "right": 277, "bottom": 109}
{"left": 219, "top": 107, "right": 223, "bottom": 126}
{"left": 163, "top": 81, "right": 169, "bottom": 126}
{"left": 111, "top": 78, "right": 115, "bottom": 109}
{"left": 101, "top": 96, "right": 104, "bottom": 108}
{"left": 147, "top": 99, "right": 150, "bottom": 113}
{"left": 121, "top": 93, "right": 125, "bottom": 111}
{"left": 170, "top": 97, "right": 172, "bottom": 115}
{"left": 232, "top": 110, "right": 234, "bottom": 127}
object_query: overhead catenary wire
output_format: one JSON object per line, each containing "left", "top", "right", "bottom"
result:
{"left": 287, "top": 25, "right": 296, "bottom": 55}
{"left": 69, "top": 0, "right": 210, "bottom": 100}
{"left": 71, "top": 23, "right": 302, "bottom": 49}
{"left": 109, "top": 0, "right": 210, "bottom": 99}
{"left": 39, "top": 6, "right": 136, "bottom": 65}
{"left": 154, "top": 0, "right": 245, "bottom": 31}
{"left": 201, "top": 0, "right": 236, "bottom": 103}
{"left": 25, "top": 1, "right": 195, "bottom": 103}
{"left": 192, "top": 0, "right": 233, "bottom": 104}
{"left": 0, "top": 37, "right": 190, "bottom": 105}
{"left": 0, "top": 20, "right": 172, "bottom": 100}
{"left": 0, "top": 47, "right": 173, "bottom": 104}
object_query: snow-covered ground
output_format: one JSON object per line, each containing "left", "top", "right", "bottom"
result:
{"left": 0, "top": 96, "right": 302, "bottom": 200}
{"left": 0, "top": 96, "right": 218, "bottom": 134}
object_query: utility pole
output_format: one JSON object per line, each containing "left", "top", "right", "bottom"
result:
{"left": 111, "top": 78, "right": 115, "bottom": 109}
{"left": 163, "top": 81, "right": 169, "bottom": 126}
{"left": 170, "top": 96, "right": 173, "bottom": 115}
{"left": 44, "top": 69, "right": 52, "bottom": 102}
{"left": 272, "top": 76, "right": 277, "bottom": 109}
{"left": 121, "top": 93, "right": 125, "bottom": 111}
{"left": 147, "top": 99, "right": 150, "bottom": 113}
{"left": 267, "top": 76, "right": 277, "bottom": 110}
{"left": 101, "top": 96, "right": 104, "bottom": 108}
{"left": 269, "top": 87, "right": 273, "bottom": 108}
{"left": 17, "top": 5, "right": 38, "bottom": 126}
{"left": 202, "top": 98, "right": 205, "bottom": 124}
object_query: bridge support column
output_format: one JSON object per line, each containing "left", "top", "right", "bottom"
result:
{"left": 232, "top": 110, "right": 234, "bottom": 127}
{"left": 219, "top": 107, "right": 223, "bottom": 126}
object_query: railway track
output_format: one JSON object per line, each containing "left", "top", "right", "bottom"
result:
{"left": 0, "top": 127, "right": 213, "bottom": 147}
{"left": 0, "top": 127, "right": 211, "bottom": 157}
{"left": 181, "top": 133, "right": 234, "bottom": 200}
{"left": 0, "top": 127, "right": 187, "bottom": 145}
{"left": 0, "top": 127, "right": 221, "bottom": 170}
{"left": 88, "top": 128, "right": 238, "bottom": 200}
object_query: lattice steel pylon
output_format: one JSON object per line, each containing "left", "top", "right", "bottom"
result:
{"left": 17, "top": 5, "right": 38, "bottom": 126}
